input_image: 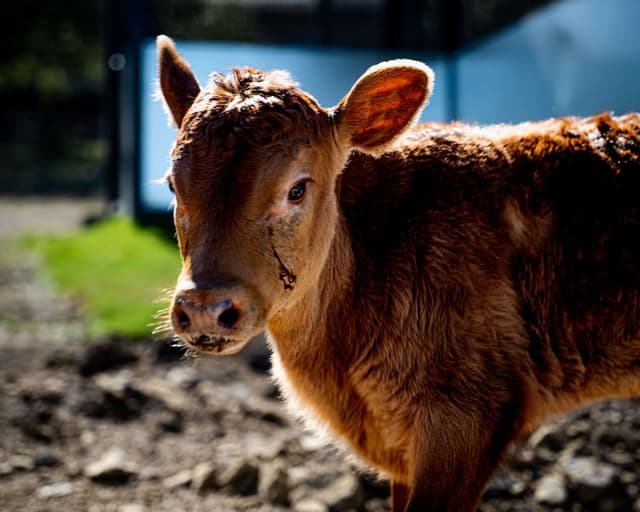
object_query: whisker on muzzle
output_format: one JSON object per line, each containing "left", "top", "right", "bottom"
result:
{"left": 150, "top": 289, "right": 198, "bottom": 361}
{"left": 150, "top": 289, "right": 177, "bottom": 339}
{"left": 150, "top": 304, "right": 172, "bottom": 336}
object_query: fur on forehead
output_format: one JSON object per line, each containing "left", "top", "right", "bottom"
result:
{"left": 179, "top": 67, "right": 324, "bottom": 147}
{"left": 206, "top": 67, "right": 300, "bottom": 112}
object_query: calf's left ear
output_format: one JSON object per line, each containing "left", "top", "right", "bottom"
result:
{"left": 157, "top": 35, "right": 201, "bottom": 127}
{"left": 333, "top": 60, "right": 434, "bottom": 154}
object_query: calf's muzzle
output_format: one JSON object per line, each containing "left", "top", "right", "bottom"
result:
{"left": 171, "top": 284, "right": 262, "bottom": 353}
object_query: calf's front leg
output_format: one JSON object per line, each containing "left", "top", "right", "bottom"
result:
{"left": 399, "top": 405, "right": 516, "bottom": 512}
{"left": 391, "top": 480, "right": 410, "bottom": 511}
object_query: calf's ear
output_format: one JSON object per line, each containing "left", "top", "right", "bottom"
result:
{"left": 333, "top": 60, "right": 434, "bottom": 154}
{"left": 156, "top": 35, "right": 201, "bottom": 127}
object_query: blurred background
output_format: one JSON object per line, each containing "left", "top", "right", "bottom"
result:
{"left": 1, "top": 1, "right": 640, "bottom": 511}
{"left": 4, "top": 0, "right": 639, "bottom": 208}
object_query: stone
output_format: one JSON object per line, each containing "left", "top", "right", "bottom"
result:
{"left": 137, "top": 377, "right": 191, "bottom": 412}
{"left": 166, "top": 366, "right": 201, "bottom": 388}
{"left": 508, "top": 446, "right": 537, "bottom": 472}
{"left": 299, "top": 434, "right": 329, "bottom": 453}
{"left": 118, "top": 505, "right": 146, "bottom": 512}
{"left": 0, "top": 462, "right": 13, "bottom": 476}
{"left": 94, "top": 371, "right": 134, "bottom": 394}
{"left": 258, "top": 460, "right": 289, "bottom": 505}
{"left": 162, "top": 469, "right": 192, "bottom": 489}
{"left": 316, "top": 473, "right": 364, "bottom": 512}
{"left": 364, "top": 498, "right": 392, "bottom": 512}
{"left": 9, "top": 454, "right": 35, "bottom": 472}
{"left": 218, "top": 459, "right": 260, "bottom": 496}
{"left": 245, "top": 433, "right": 287, "bottom": 460}
{"left": 84, "top": 447, "right": 137, "bottom": 485}
{"left": 483, "top": 471, "right": 520, "bottom": 500}
{"left": 139, "top": 466, "right": 163, "bottom": 481}
{"left": 560, "top": 455, "right": 615, "bottom": 490}
{"left": 288, "top": 464, "right": 342, "bottom": 489}
{"left": 533, "top": 447, "right": 558, "bottom": 464}
{"left": 65, "top": 460, "right": 82, "bottom": 478}
{"left": 20, "top": 378, "right": 65, "bottom": 406}
{"left": 534, "top": 473, "right": 568, "bottom": 506}
{"left": 80, "top": 430, "right": 97, "bottom": 446}
{"left": 155, "top": 409, "right": 184, "bottom": 433}
{"left": 560, "top": 455, "right": 630, "bottom": 508}
{"left": 606, "top": 451, "right": 636, "bottom": 468}
{"left": 191, "top": 462, "right": 217, "bottom": 493}
{"left": 36, "top": 481, "right": 74, "bottom": 499}
{"left": 528, "top": 423, "right": 567, "bottom": 452}
{"left": 565, "top": 419, "right": 592, "bottom": 439}
{"left": 294, "top": 498, "right": 329, "bottom": 512}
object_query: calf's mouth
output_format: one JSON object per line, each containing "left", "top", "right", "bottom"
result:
{"left": 184, "top": 333, "right": 250, "bottom": 355}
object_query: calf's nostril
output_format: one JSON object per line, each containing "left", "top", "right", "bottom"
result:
{"left": 177, "top": 309, "right": 191, "bottom": 330}
{"left": 218, "top": 305, "right": 240, "bottom": 329}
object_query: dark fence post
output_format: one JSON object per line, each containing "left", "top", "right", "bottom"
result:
{"left": 106, "top": 0, "right": 150, "bottom": 217}
{"left": 105, "top": 0, "right": 121, "bottom": 211}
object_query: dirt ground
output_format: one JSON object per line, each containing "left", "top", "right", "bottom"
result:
{"left": 1, "top": 198, "right": 640, "bottom": 512}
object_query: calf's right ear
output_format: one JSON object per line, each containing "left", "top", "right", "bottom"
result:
{"left": 333, "top": 60, "right": 434, "bottom": 155}
{"left": 156, "top": 35, "right": 201, "bottom": 127}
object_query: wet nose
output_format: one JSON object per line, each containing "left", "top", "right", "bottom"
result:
{"left": 172, "top": 295, "right": 242, "bottom": 334}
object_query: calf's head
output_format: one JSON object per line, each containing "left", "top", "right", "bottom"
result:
{"left": 156, "top": 35, "right": 434, "bottom": 354}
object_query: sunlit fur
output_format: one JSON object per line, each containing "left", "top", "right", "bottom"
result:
{"left": 156, "top": 35, "right": 640, "bottom": 512}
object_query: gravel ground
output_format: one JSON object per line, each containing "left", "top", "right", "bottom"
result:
{"left": 1, "top": 198, "right": 640, "bottom": 512}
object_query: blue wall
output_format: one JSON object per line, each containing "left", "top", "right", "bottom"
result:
{"left": 458, "top": 0, "right": 640, "bottom": 123}
{"left": 140, "top": 0, "right": 640, "bottom": 212}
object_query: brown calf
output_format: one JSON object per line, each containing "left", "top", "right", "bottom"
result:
{"left": 156, "top": 35, "right": 640, "bottom": 511}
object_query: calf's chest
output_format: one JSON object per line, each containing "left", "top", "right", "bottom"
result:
{"left": 268, "top": 335, "right": 413, "bottom": 479}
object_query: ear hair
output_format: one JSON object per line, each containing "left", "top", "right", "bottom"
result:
{"left": 153, "top": 78, "right": 177, "bottom": 128}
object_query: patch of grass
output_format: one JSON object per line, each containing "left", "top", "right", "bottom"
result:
{"left": 21, "top": 217, "right": 180, "bottom": 339}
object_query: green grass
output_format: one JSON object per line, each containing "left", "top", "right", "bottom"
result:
{"left": 21, "top": 217, "right": 180, "bottom": 339}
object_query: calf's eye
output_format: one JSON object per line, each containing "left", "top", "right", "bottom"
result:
{"left": 287, "top": 181, "right": 307, "bottom": 203}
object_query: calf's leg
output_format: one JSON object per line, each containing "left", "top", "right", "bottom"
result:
{"left": 391, "top": 480, "right": 410, "bottom": 511}
{"left": 401, "top": 406, "right": 516, "bottom": 512}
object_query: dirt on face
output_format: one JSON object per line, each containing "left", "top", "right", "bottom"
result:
{"left": 1, "top": 199, "right": 640, "bottom": 512}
